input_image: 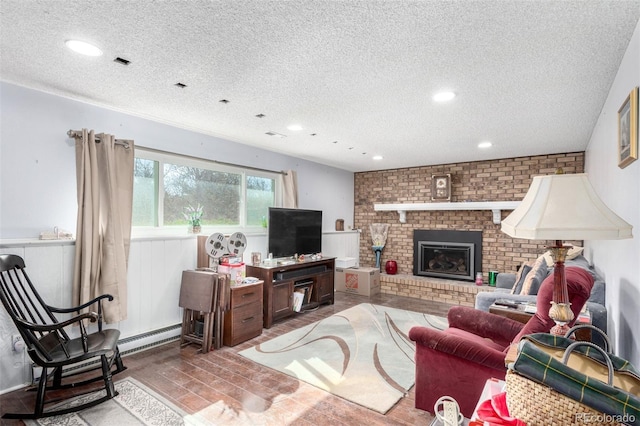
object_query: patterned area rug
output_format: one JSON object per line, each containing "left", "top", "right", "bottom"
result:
{"left": 25, "top": 377, "right": 200, "bottom": 426}
{"left": 239, "top": 303, "right": 447, "bottom": 414}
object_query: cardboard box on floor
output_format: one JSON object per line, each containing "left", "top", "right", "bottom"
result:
{"left": 335, "top": 267, "right": 380, "bottom": 296}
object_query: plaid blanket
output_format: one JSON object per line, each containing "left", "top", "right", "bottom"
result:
{"left": 510, "top": 333, "right": 640, "bottom": 425}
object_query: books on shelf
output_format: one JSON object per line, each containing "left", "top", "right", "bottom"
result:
{"left": 293, "top": 291, "right": 305, "bottom": 312}
{"left": 293, "top": 284, "right": 314, "bottom": 312}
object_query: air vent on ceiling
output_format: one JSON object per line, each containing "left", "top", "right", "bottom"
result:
{"left": 113, "top": 57, "right": 130, "bottom": 65}
{"left": 265, "top": 131, "right": 286, "bottom": 138}
{"left": 174, "top": 82, "right": 187, "bottom": 88}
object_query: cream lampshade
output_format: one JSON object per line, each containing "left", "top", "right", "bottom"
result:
{"left": 501, "top": 170, "right": 633, "bottom": 335}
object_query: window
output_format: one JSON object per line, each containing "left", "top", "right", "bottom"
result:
{"left": 133, "top": 149, "right": 279, "bottom": 233}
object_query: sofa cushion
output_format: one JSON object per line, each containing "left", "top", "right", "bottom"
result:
{"left": 511, "top": 256, "right": 548, "bottom": 295}
{"left": 520, "top": 256, "right": 548, "bottom": 295}
{"left": 511, "top": 263, "right": 532, "bottom": 294}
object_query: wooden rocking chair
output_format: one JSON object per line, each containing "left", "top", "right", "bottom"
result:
{"left": 0, "top": 254, "right": 127, "bottom": 419}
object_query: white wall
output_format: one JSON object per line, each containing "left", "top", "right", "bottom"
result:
{"left": 585, "top": 18, "right": 640, "bottom": 367}
{"left": 0, "top": 82, "right": 355, "bottom": 239}
{"left": 0, "top": 82, "right": 356, "bottom": 392}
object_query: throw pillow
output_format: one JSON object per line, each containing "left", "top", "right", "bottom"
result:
{"left": 542, "top": 246, "right": 584, "bottom": 267}
{"left": 511, "top": 263, "right": 532, "bottom": 295}
{"left": 520, "top": 256, "right": 549, "bottom": 295}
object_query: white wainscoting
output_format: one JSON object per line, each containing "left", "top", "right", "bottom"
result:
{"left": 321, "top": 230, "right": 361, "bottom": 265}
{"left": 0, "top": 237, "right": 197, "bottom": 394}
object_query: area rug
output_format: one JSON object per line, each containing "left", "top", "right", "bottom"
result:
{"left": 24, "top": 377, "right": 198, "bottom": 426}
{"left": 239, "top": 303, "right": 447, "bottom": 414}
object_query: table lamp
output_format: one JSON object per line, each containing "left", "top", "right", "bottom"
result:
{"left": 501, "top": 169, "right": 633, "bottom": 335}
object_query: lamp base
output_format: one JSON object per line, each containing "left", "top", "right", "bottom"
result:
{"left": 548, "top": 301, "right": 574, "bottom": 337}
{"left": 549, "top": 323, "right": 571, "bottom": 337}
{"left": 547, "top": 243, "right": 574, "bottom": 337}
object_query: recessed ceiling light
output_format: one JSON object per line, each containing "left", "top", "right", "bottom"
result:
{"left": 287, "top": 124, "right": 303, "bottom": 131}
{"left": 432, "top": 91, "right": 456, "bottom": 102}
{"left": 373, "top": 155, "right": 383, "bottom": 161}
{"left": 478, "top": 141, "right": 493, "bottom": 149}
{"left": 65, "top": 40, "right": 103, "bottom": 56}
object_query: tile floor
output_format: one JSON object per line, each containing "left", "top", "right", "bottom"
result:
{"left": 0, "top": 292, "right": 452, "bottom": 425}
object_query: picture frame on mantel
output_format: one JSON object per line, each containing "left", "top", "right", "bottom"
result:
{"left": 431, "top": 173, "right": 451, "bottom": 201}
{"left": 618, "top": 86, "right": 638, "bottom": 169}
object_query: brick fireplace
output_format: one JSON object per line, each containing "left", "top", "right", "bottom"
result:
{"left": 354, "top": 152, "right": 585, "bottom": 302}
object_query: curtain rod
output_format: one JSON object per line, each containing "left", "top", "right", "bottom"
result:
{"left": 136, "top": 145, "right": 287, "bottom": 176}
{"left": 67, "top": 129, "right": 286, "bottom": 176}
{"left": 67, "top": 130, "right": 132, "bottom": 148}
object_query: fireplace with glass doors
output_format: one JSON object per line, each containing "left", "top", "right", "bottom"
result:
{"left": 413, "top": 230, "right": 482, "bottom": 282}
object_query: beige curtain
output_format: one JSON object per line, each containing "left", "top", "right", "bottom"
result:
{"left": 73, "top": 129, "right": 134, "bottom": 323}
{"left": 282, "top": 169, "right": 298, "bottom": 208}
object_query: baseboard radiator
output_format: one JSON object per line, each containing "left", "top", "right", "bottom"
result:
{"left": 32, "top": 324, "right": 182, "bottom": 385}
{"left": 118, "top": 324, "right": 182, "bottom": 356}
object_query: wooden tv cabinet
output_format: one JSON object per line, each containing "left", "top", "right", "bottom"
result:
{"left": 246, "top": 257, "right": 335, "bottom": 328}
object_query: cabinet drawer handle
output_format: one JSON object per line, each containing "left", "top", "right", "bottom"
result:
{"left": 242, "top": 292, "right": 254, "bottom": 298}
{"left": 242, "top": 316, "right": 255, "bottom": 323}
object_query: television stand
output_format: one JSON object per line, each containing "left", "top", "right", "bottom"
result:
{"left": 246, "top": 257, "right": 335, "bottom": 328}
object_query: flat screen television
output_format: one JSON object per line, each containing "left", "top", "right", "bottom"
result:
{"left": 268, "top": 207, "right": 322, "bottom": 258}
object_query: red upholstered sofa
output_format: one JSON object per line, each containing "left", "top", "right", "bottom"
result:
{"left": 408, "top": 267, "right": 594, "bottom": 418}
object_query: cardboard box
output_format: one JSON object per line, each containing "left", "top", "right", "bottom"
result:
{"left": 336, "top": 257, "right": 357, "bottom": 268}
{"left": 335, "top": 267, "right": 380, "bottom": 296}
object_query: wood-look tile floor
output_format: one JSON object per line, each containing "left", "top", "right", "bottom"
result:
{"left": 0, "top": 292, "right": 451, "bottom": 425}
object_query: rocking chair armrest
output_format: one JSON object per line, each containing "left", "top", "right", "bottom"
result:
{"left": 48, "top": 294, "right": 114, "bottom": 314}
{"left": 14, "top": 312, "right": 99, "bottom": 332}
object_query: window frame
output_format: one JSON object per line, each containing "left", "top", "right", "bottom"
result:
{"left": 132, "top": 148, "right": 281, "bottom": 237}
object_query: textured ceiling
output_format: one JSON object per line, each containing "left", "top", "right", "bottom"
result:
{"left": 1, "top": 1, "right": 639, "bottom": 172}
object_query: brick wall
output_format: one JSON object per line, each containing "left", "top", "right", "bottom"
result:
{"left": 380, "top": 274, "right": 495, "bottom": 307}
{"left": 354, "top": 152, "right": 585, "bottom": 281}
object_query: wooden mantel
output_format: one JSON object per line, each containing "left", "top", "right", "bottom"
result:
{"left": 373, "top": 201, "right": 521, "bottom": 224}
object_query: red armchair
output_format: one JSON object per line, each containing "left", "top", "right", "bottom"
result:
{"left": 408, "top": 266, "right": 594, "bottom": 417}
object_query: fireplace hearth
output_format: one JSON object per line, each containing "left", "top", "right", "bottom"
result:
{"left": 413, "top": 230, "right": 482, "bottom": 281}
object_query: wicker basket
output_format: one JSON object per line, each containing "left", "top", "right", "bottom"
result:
{"left": 505, "top": 371, "right": 622, "bottom": 426}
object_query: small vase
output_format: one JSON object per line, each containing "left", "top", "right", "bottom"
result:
{"left": 191, "top": 225, "right": 201, "bottom": 234}
{"left": 385, "top": 260, "right": 398, "bottom": 275}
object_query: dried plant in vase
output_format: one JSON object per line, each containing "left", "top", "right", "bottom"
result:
{"left": 370, "top": 223, "right": 390, "bottom": 268}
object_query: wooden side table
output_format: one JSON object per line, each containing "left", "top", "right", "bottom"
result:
{"left": 489, "top": 303, "right": 533, "bottom": 323}
{"left": 223, "top": 281, "right": 263, "bottom": 346}
{"left": 489, "top": 303, "right": 592, "bottom": 342}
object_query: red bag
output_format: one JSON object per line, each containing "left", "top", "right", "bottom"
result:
{"left": 475, "top": 392, "right": 526, "bottom": 426}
